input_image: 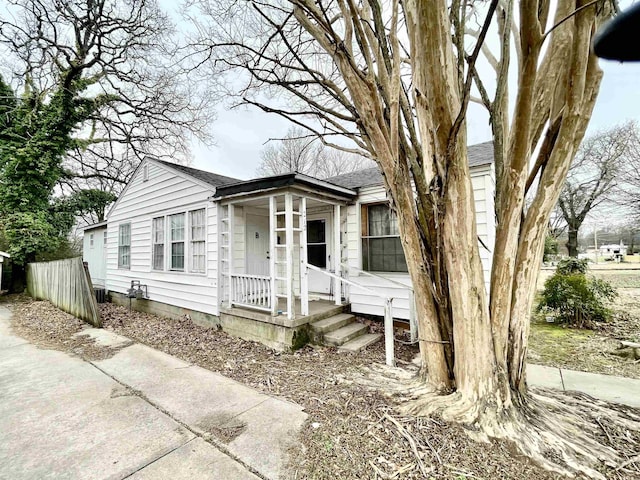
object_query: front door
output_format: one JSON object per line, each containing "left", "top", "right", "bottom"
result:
{"left": 246, "top": 213, "right": 270, "bottom": 275}
{"left": 307, "top": 214, "right": 332, "bottom": 294}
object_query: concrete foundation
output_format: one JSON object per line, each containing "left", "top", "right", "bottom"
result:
{"left": 109, "top": 292, "right": 339, "bottom": 352}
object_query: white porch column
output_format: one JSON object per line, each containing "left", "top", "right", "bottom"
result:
{"left": 333, "top": 204, "right": 341, "bottom": 306}
{"left": 228, "top": 203, "right": 235, "bottom": 308}
{"left": 269, "top": 196, "right": 277, "bottom": 315}
{"left": 300, "top": 197, "right": 309, "bottom": 316}
{"left": 285, "top": 192, "right": 295, "bottom": 319}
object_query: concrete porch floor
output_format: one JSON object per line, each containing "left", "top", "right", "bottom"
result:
{"left": 220, "top": 298, "right": 346, "bottom": 329}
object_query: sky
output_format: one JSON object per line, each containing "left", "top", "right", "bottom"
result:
{"left": 183, "top": 5, "right": 640, "bottom": 183}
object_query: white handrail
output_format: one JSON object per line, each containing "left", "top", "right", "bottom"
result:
{"left": 341, "top": 263, "right": 418, "bottom": 344}
{"left": 341, "top": 262, "right": 413, "bottom": 291}
{"left": 307, "top": 263, "right": 395, "bottom": 366}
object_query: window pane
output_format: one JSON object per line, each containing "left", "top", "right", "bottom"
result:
{"left": 191, "top": 241, "right": 205, "bottom": 272}
{"left": 307, "top": 220, "right": 325, "bottom": 244}
{"left": 190, "top": 209, "right": 206, "bottom": 241}
{"left": 118, "top": 224, "right": 131, "bottom": 268}
{"left": 308, "top": 244, "right": 327, "bottom": 268}
{"left": 170, "top": 214, "right": 185, "bottom": 241}
{"left": 171, "top": 242, "right": 184, "bottom": 270}
{"left": 153, "top": 244, "right": 164, "bottom": 270}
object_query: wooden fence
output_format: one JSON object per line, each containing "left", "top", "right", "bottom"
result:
{"left": 27, "top": 257, "right": 101, "bottom": 327}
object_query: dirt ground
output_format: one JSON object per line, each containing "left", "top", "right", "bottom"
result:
{"left": 530, "top": 265, "right": 640, "bottom": 379}
{"left": 3, "top": 292, "right": 640, "bottom": 479}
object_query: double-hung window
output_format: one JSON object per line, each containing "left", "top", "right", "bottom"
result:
{"left": 361, "top": 204, "right": 407, "bottom": 272}
{"left": 152, "top": 217, "right": 165, "bottom": 270}
{"left": 118, "top": 223, "right": 131, "bottom": 269}
{"left": 169, "top": 213, "right": 185, "bottom": 271}
{"left": 189, "top": 209, "right": 206, "bottom": 273}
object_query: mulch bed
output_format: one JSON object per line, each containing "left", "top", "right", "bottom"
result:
{"left": 4, "top": 294, "right": 636, "bottom": 479}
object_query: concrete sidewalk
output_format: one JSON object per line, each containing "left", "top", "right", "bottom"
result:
{"left": 528, "top": 364, "right": 640, "bottom": 408}
{"left": 0, "top": 306, "right": 307, "bottom": 480}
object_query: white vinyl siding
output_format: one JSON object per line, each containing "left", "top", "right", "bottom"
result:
{"left": 170, "top": 213, "right": 185, "bottom": 271}
{"left": 105, "top": 160, "right": 219, "bottom": 316}
{"left": 83, "top": 226, "right": 107, "bottom": 287}
{"left": 190, "top": 209, "right": 206, "bottom": 273}
{"left": 118, "top": 223, "right": 131, "bottom": 269}
{"left": 152, "top": 217, "right": 165, "bottom": 270}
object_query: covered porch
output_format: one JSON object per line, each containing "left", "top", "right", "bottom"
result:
{"left": 214, "top": 173, "right": 356, "bottom": 323}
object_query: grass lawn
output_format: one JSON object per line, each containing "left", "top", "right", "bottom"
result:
{"left": 529, "top": 265, "right": 640, "bottom": 379}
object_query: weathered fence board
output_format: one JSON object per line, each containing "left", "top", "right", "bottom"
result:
{"left": 27, "top": 257, "right": 101, "bottom": 327}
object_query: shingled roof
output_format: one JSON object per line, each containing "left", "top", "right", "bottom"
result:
{"left": 154, "top": 159, "right": 240, "bottom": 187}
{"left": 326, "top": 141, "right": 494, "bottom": 190}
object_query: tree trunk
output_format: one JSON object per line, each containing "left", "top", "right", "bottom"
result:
{"left": 567, "top": 227, "right": 579, "bottom": 257}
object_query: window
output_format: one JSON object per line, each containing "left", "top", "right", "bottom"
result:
{"left": 118, "top": 223, "right": 131, "bottom": 269}
{"left": 362, "top": 204, "right": 407, "bottom": 272}
{"left": 169, "top": 213, "right": 185, "bottom": 270}
{"left": 90, "top": 233, "right": 94, "bottom": 248}
{"left": 103, "top": 231, "right": 107, "bottom": 244}
{"left": 307, "top": 220, "right": 327, "bottom": 268}
{"left": 152, "top": 217, "right": 165, "bottom": 270}
{"left": 189, "top": 209, "right": 206, "bottom": 273}
{"left": 142, "top": 164, "right": 149, "bottom": 182}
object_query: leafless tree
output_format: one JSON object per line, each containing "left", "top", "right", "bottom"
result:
{"left": 0, "top": 0, "right": 215, "bottom": 196}
{"left": 558, "top": 122, "right": 636, "bottom": 257}
{"left": 257, "top": 127, "right": 373, "bottom": 178}
{"left": 184, "top": 1, "right": 636, "bottom": 475}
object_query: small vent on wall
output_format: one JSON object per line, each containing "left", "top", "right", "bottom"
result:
{"left": 142, "top": 164, "right": 149, "bottom": 182}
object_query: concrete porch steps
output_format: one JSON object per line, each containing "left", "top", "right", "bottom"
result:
{"left": 339, "top": 333, "right": 383, "bottom": 352}
{"left": 310, "top": 310, "right": 382, "bottom": 351}
{"left": 324, "top": 322, "right": 367, "bottom": 346}
{"left": 311, "top": 313, "right": 354, "bottom": 334}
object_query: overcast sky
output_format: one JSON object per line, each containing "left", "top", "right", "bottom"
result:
{"left": 185, "top": 6, "right": 640, "bottom": 182}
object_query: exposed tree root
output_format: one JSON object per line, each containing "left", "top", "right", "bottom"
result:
{"left": 353, "top": 363, "right": 640, "bottom": 479}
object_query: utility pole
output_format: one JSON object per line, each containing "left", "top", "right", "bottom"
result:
{"left": 594, "top": 223, "right": 599, "bottom": 264}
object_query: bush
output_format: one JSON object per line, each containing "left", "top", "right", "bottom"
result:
{"left": 536, "top": 259, "right": 617, "bottom": 328}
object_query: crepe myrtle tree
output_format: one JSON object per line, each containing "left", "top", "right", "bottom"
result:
{"left": 185, "top": 1, "right": 639, "bottom": 476}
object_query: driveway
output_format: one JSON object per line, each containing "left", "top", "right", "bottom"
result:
{"left": 0, "top": 306, "right": 306, "bottom": 480}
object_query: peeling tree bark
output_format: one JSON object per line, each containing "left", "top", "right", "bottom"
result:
{"left": 189, "top": 0, "right": 619, "bottom": 475}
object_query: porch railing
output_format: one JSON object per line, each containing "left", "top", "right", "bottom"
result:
{"left": 230, "top": 273, "right": 272, "bottom": 312}
{"left": 307, "top": 263, "right": 395, "bottom": 367}
{"left": 341, "top": 263, "right": 418, "bottom": 343}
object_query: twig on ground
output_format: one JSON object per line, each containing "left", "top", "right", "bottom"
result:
{"left": 616, "top": 453, "right": 640, "bottom": 471}
{"left": 383, "top": 413, "right": 432, "bottom": 476}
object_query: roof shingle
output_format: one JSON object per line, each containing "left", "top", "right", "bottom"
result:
{"left": 326, "top": 141, "right": 494, "bottom": 189}
{"left": 154, "top": 159, "right": 240, "bottom": 187}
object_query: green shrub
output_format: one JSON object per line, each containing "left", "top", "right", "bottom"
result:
{"left": 555, "top": 257, "right": 588, "bottom": 275}
{"left": 536, "top": 261, "right": 617, "bottom": 328}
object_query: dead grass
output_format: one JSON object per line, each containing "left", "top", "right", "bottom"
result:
{"left": 2, "top": 295, "right": 568, "bottom": 480}
{"left": 530, "top": 268, "right": 640, "bottom": 379}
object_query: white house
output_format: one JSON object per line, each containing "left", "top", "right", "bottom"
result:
{"left": 0, "top": 251, "right": 10, "bottom": 291}
{"left": 84, "top": 143, "right": 495, "bottom": 353}
{"left": 82, "top": 221, "right": 107, "bottom": 287}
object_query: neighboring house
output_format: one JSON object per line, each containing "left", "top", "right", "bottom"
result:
{"left": 83, "top": 143, "right": 495, "bottom": 351}
{"left": 82, "top": 221, "right": 107, "bottom": 287}
{"left": 0, "top": 251, "right": 9, "bottom": 291}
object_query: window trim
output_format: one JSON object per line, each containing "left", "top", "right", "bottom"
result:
{"left": 151, "top": 217, "right": 165, "bottom": 271}
{"left": 169, "top": 213, "right": 186, "bottom": 272}
{"left": 361, "top": 202, "right": 408, "bottom": 273}
{"left": 189, "top": 208, "right": 207, "bottom": 274}
{"left": 118, "top": 223, "right": 131, "bottom": 270}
